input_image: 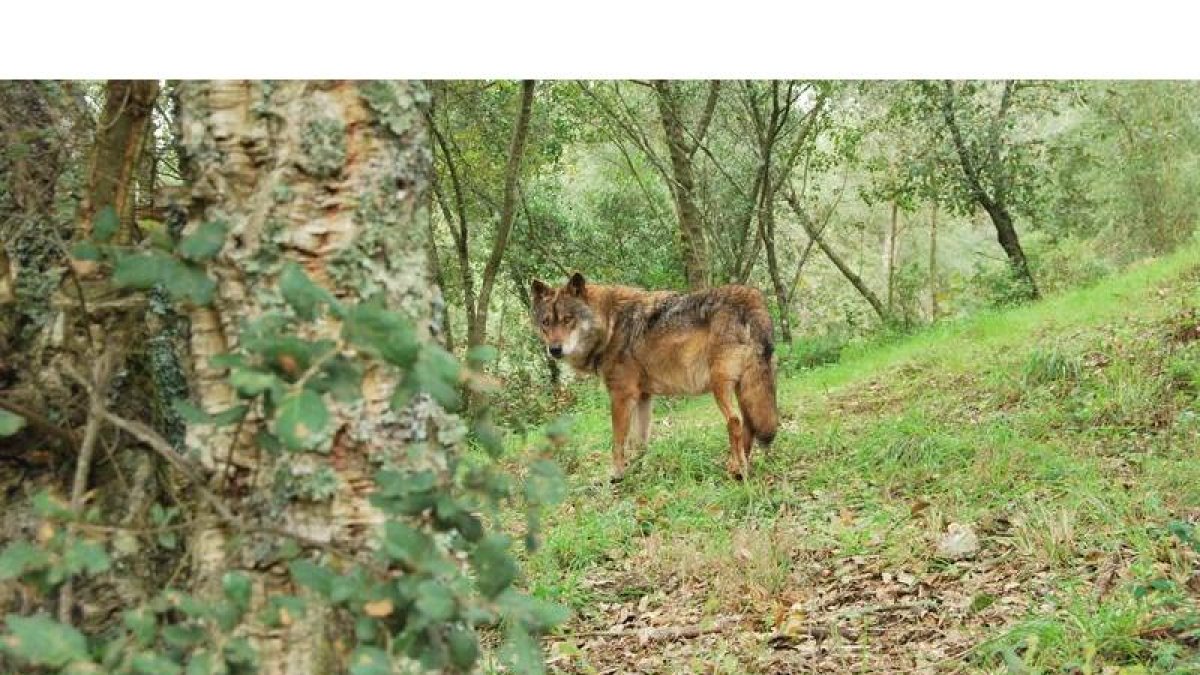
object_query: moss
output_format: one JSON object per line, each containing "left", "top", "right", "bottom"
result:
{"left": 299, "top": 115, "right": 347, "bottom": 179}
{"left": 357, "top": 81, "right": 428, "bottom": 139}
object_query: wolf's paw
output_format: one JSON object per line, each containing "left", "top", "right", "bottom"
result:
{"left": 725, "top": 457, "right": 749, "bottom": 481}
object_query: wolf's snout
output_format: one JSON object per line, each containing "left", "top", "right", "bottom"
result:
{"left": 548, "top": 345, "right": 563, "bottom": 359}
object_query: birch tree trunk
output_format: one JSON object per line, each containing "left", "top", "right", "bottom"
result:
{"left": 176, "top": 80, "right": 437, "bottom": 674}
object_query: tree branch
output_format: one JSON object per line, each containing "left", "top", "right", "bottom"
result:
{"left": 473, "top": 80, "right": 536, "bottom": 346}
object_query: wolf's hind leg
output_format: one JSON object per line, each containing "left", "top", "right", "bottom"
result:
{"left": 609, "top": 391, "right": 636, "bottom": 482}
{"left": 632, "top": 393, "right": 652, "bottom": 460}
{"left": 712, "top": 380, "right": 749, "bottom": 479}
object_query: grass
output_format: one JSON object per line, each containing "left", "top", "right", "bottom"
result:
{"left": 513, "top": 246, "right": 1200, "bottom": 673}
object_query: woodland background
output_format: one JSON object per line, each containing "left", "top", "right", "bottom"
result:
{"left": 1, "top": 80, "right": 1199, "bottom": 673}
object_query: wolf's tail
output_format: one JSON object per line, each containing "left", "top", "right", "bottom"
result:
{"left": 738, "top": 339, "right": 779, "bottom": 447}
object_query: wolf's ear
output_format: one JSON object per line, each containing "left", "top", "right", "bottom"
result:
{"left": 568, "top": 272, "right": 586, "bottom": 297}
{"left": 531, "top": 279, "right": 550, "bottom": 301}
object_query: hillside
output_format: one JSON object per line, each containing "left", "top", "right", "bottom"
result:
{"left": 521, "top": 246, "right": 1200, "bottom": 673}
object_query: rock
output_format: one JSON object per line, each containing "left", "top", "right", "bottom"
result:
{"left": 936, "top": 522, "right": 980, "bottom": 560}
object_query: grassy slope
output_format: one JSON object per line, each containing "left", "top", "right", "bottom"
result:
{"left": 522, "top": 246, "right": 1200, "bottom": 673}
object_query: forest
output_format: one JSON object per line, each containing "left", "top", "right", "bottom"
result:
{"left": 1, "top": 79, "right": 1199, "bottom": 673}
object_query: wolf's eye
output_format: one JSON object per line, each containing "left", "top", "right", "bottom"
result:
{"left": 541, "top": 317, "right": 550, "bottom": 327}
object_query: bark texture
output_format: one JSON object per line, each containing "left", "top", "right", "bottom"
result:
{"left": 177, "top": 80, "right": 439, "bottom": 674}
{"left": 653, "top": 81, "right": 716, "bottom": 290}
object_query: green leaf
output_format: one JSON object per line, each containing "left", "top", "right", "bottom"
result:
{"left": 310, "top": 355, "right": 363, "bottom": 403}
{"left": 288, "top": 560, "right": 333, "bottom": 596}
{"left": 0, "top": 409, "right": 27, "bottom": 437}
{"left": 0, "top": 541, "right": 50, "bottom": 580}
{"left": 413, "top": 345, "right": 462, "bottom": 410}
{"left": 342, "top": 302, "right": 418, "bottom": 368}
{"left": 132, "top": 652, "right": 183, "bottom": 675}
{"left": 1, "top": 614, "right": 90, "bottom": 667}
{"left": 222, "top": 571, "right": 252, "bottom": 610}
{"left": 466, "top": 344, "right": 499, "bottom": 367}
{"left": 123, "top": 607, "right": 157, "bottom": 646}
{"left": 471, "top": 534, "right": 517, "bottom": 598}
{"left": 382, "top": 522, "right": 433, "bottom": 567}
{"left": 161, "top": 623, "right": 206, "bottom": 649}
{"left": 497, "top": 589, "right": 569, "bottom": 632}
{"left": 112, "top": 251, "right": 174, "bottom": 289}
{"left": 254, "top": 336, "right": 335, "bottom": 382}
{"left": 525, "top": 459, "right": 567, "bottom": 507}
{"left": 93, "top": 205, "right": 119, "bottom": 243}
{"left": 447, "top": 625, "right": 480, "bottom": 670}
{"left": 262, "top": 595, "right": 306, "bottom": 628}
{"left": 274, "top": 389, "right": 329, "bottom": 451}
{"left": 184, "top": 651, "right": 216, "bottom": 675}
{"left": 348, "top": 646, "right": 391, "bottom": 675}
{"left": 500, "top": 627, "right": 544, "bottom": 675}
{"left": 161, "top": 261, "right": 217, "bottom": 305}
{"left": 414, "top": 580, "right": 455, "bottom": 622}
{"left": 70, "top": 240, "right": 102, "bottom": 262}
{"left": 280, "top": 262, "right": 340, "bottom": 320}
{"left": 229, "top": 368, "right": 280, "bottom": 398}
{"left": 62, "top": 538, "right": 111, "bottom": 576}
{"left": 177, "top": 221, "right": 228, "bottom": 262}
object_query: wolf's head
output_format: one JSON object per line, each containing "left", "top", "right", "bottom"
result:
{"left": 530, "top": 272, "right": 604, "bottom": 362}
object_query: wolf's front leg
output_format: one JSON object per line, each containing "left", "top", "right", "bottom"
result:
{"left": 632, "top": 393, "right": 653, "bottom": 459}
{"left": 608, "top": 391, "right": 637, "bottom": 482}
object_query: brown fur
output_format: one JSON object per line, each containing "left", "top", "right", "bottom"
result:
{"left": 531, "top": 273, "right": 779, "bottom": 481}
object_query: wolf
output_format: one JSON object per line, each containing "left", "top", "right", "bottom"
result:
{"left": 531, "top": 273, "right": 779, "bottom": 481}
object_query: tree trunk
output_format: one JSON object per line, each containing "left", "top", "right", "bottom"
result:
{"left": 177, "top": 80, "right": 436, "bottom": 674}
{"left": 884, "top": 200, "right": 899, "bottom": 313}
{"left": 929, "top": 202, "right": 939, "bottom": 320}
{"left": 470, "top": 80, "right": 535, "bottom": 347}
{"left": 982, "top": 201, "right": 1039, "bottom": 299}
{"left": 786, "top": 190, "right": 889, "bottom": 323}
{"left": 653, "top": 82, "right": 710, "bottom": 290}
{"left": 940, "top": 81, "right": 1039, "bottom": 300}
{"left": 79, "top": 80, "right": 160, "bottom": 248}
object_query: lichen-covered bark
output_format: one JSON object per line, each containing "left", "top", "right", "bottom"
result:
{"left": 176, "top": 80, "right": 437, "bottom": 674}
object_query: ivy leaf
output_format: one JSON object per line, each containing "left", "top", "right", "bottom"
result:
{"left": 280, "top": 262, "right": 340, "bottom": 320}
{"left": 274, "top": 389, "right": 329, "bottom": 451}
{"left": 177, "top": 221, "right": 228, "bottom": 262}
{"left": 161, "top": 623, "right": 205, "bottom": 649}
{"left": 309, "top": 355, "right": 363, "bottom": 403}
{"left": 1, "top": 614, "right": 90, "bottom": 667}
{"left": 70, "top": 240, "right": 102, "bottom": 262}
{"left": 382, "top": 521, "right": 433, "bottom": 567}
{"left": 161, "top": 262, "right": 217, "bottom": 305}
{"left": 222, "top": 571, "right": 252, "bottom": 611}
{"left": 414, "top": 580, "right": 455, "bottom": 622}
{"left": 62, "top": 538, "right": 111, "bottom": 577}
{"left": 131, "top": 652, "right": 183, "bottom": 675}
{"left": 229, "top": 368, "right": 280, "bottom": 399}
{"left": 0, "top": 409, "right": 25, "bottom": 438}
{"left": 0, "top": 541, "right": 50, "bottom": 580}
{"left": 466, "top": 344, "right": 498, "bottom": 368}
{"left": 93, "top": 205, "right": 119, "bottom": 243}
{"left": 470, "top": 534, "right": 517, "bottom": 598}
{"left": 342, "top": 302, "right": 418, "bottom": 368}
{"left": 348, "top": 646, "right": 391, "bottom": 675}
{"left": 447, "top": 625, "right": 480, "bottom": 671}
{"left": 112, "top": 251, "right": 175, "bottom": 289}
{"left": 288, "top": 560, "right": 333, "bottom": 597}
{"left": 123, "top": 608, "right": 157, "bottom": 647}
{"left": 184, "top": 651, "right": 216, "bottom": 675}
{"left": 172, "top": 400, "right": 249, "bottom": 428}
{"left": 524, "top": 459, "right": 567, "bottom": 507}
{"left": 499, "top": 627, "right": 543, "bottom": 675}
